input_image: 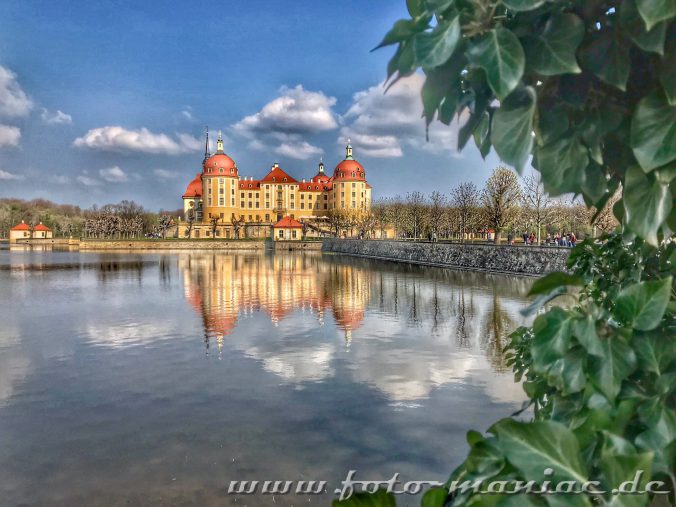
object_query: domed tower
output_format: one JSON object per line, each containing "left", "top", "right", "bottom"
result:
{"left": 201, "top": 129, "right": 239, "bottom": 222}
{"left": 331, "top": 140, "right": 371, "bottom": 212}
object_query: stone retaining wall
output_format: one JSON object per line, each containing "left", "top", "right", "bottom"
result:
{"left": 322, "top": 239, "right": 569, "bottom": 276}
{"left": 265, "top": 240, "right": 323, "bottom": 251}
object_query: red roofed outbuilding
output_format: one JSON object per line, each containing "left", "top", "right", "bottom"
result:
{"left": 272, "top": 216, "right": 303, "bottom": 241}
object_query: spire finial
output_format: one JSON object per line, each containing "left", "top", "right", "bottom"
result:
{"left": 346, "top": 138, "right": 353, "bottom": 160}
{"left": 318, "top": 156, "right": 324, "bottom": 174}
{"left": 216, "top": 130, "right": 224, "bottom": 154}
{"left": 203, "top": 126, "right": 210, "bottom": 162}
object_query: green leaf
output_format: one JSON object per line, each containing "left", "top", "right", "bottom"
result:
{"left": 421, "top": 487, "right": 447, "bottom": 507}
{"left": 580, "top": 30, "right": 631, "bottom": 91}
{"left": 532, "top": 307, "right": 573, "bottom": 369}
{"left": 473, "top": 111, "right": 491, "bottom": 158}
{"left": 491, "top": 420, "right": 588, "bottom": 484}
{"left": 468, "top": 27, "right": 525, "bottom": 99}
{"left": 614, "top": 276, "right": 673, "bottom": 331}
{"left": 572, "top": 315, "right": 604, "bottom": 357}
{"left": 589, "top": 337, "right": 637, "bottom": 401}
{"left": 528, "top": 271, "right": 584, "bottom": 296}
{"left": 619, "top": 0, "right": 668, "bottom": 54}
{"left": 636, "top": 0, "right": 676, "bottom": 31}
{"left": 623, "top": 166, "right": 673, "bottom": 245}
{"left": 414, "top": 17, "right": 461, "bottom": 69}
{"left": 547, "top": 346, "right": 587, "bottom": 395}
{"left": 332, "top": 490, "right": 396, "bottom": 507}
{"left": 634, "top": 332, "right": 676, "bottom": 374}
{"left": 535, "top": 135, "right": 589, "bottom": 196}
{"left": 660, "top": 35, "right": 676, "bottom": 103}
{"left": 491, "top": 86, "right": 535, "bottom": 172}
{"left": 458, "top": 111, "right": 486, "bottom": 151}
{"left": 600, "top": 451, "right": 653, "bottom": 507}
{"left": 374, "top": 19, "right": 420, "bottom": 50}
{"left": 406, "top": 0, "right": 425, "bottom": 17}
{"left": 630, "top": 90, "right": 676, "bottom": 171}
{"left": 425, "top": 0, "right": 455, "bottom": 14}
{"left": 525, "top": 13, "right": 584, "bottom": 75}
{"left": 502, "top": 0, "right": 545, "bottom": 11}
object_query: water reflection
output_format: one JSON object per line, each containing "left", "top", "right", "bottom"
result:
{"left": 179, "top": 252, "right": 531, "bottom": 401}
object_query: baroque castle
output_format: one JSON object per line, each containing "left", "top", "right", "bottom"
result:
{"left": 180, "top": 130, "right": 371, "bottom": 238}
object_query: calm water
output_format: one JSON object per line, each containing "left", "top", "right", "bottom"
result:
{"left": 0, "top": 248, "right": 532, "bottom": 506}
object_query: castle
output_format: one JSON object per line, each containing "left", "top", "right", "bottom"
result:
{"left": 180, "top": 130, "right": 371, "bottom": 238}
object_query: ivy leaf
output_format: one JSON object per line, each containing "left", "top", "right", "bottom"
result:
{"left": 332, "top": 490, "right": 396, "bottom": 507}
{"left": 528, "top": 271, "right": 584, "bottom": 296}
{"left": 491, "top": 86, "right": 535, "bottom": 172}
{"left": 660, "top": 35, "right": 676, "bottom": 104}
{"left": 373, "top": 19, "right": 420, "bottom": 50}
{"left": 619, "top": 0, "right": 668, "bottom": 54}
{"left": 572, "top": 315, "right": 604, "bottom": 357}
{"left": 421, "top": 487, "right": 447, "bottom": 507}
{"left": 600, "top": 451, "right": 653, "bottom": 507}
{"left": 536, "top": 103, "right": 569, "bottom": 145}
{"left": 623, "top": 166, "right": 672, "bottom": 245}
{"left": 634, "top": 332, "right": 676, "bottom": 374}
{"left": 589, "top": 337, "right": 637, "bottom": 402}
{"left": 503, "top": 0, "right": 545, "bottom": 11}
{"left": 636, "top": 0, "right": 676, "bottom": 31}
{"left": 490, "top": 420, "right": 589, "bottom": 484}
{"left": 473, "top": 111, "right": 491, "bottom": 158}
{"left": 532, "top": 308, "right": 573, "bottom": 369}
{"left": 635, "top": 405, "right": 676, "bottom": 474}
{"left": 406, "top": 0, "right": 425, "bottom": 17}
{"left": 614, "top": 277, "right": 673, "bottom": 331}
{"left": 535, "top": 135, "right": 589, "bottom": 196}
{"left": 414, "top": 17, "right": 461, "bottom": 69}
{"left": 468, "top": 27, "right": 525, "bottom": 99}
{"left": 631, "top": 90, "right": 676, "bottom": 171}
{"left": 580, "top": 30, "right": 631, "bottom": 91}
{"left": 547, "top": 346, "right": 587, "bottom": 395}
{"left": 525, "top": 13, "right": 585, "bottom": 75}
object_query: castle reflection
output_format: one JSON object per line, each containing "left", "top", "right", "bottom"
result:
{"left": 179, "top": 252, "right": 532, "bottom": 401}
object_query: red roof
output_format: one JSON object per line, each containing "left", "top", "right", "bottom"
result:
{"left": 333, "top": 159, "right": 366, "bottom": 181}
{"left": 273, "top": 216, "right": 303, "bottom": 229}
{"left": 239, "top": 179, "right": 262, "bottom": 189}
{"left": 182, "top": 173, "right": 202, "bottom": 198}
{"left": 10, "top": 221, "right": 30, "bottom": 231}
{"left": 34, "top": 222, "right": 51, "bottom": 232}
{"left": 261, "top": 164, "right": 297, "bottom": 183}
{"left": 203, "top": 153, "right": 238, "bottom": 177}
{"left": 298, "top": 181, "right": 329, "bottom": 191}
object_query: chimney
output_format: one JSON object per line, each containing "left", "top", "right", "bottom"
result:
{"left": 273, "top": 162, "right": 279, "bottom": 169}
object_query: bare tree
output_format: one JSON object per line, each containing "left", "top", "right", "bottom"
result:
{"left": 521, "top": 172, "right": 553, "bottom": 245}
{"left": 451, "top": 182, "right": 479, "bottom": 242}
{"left": 371, "top": 198, "right": 390, "bottom": 238}
{"left": 158, "top": 215, "right": 172, "bottom": 239}
{"left": 482, "top": 166, "right": 522, "bottom": 244}
{"left": 405, "top": 191, "right": 427, "bottom": 239}
{"left": 428, "top": 191, "right": 447, "bottom": 238}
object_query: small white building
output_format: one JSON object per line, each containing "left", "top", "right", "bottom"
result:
{"left": 272, "top": 216, "right": 303, "bottom": 240}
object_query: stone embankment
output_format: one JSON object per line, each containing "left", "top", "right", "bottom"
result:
{"left": 322, "top": 239, "right": 569, "bottom": 276}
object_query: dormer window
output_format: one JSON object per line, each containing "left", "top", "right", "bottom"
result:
{"left": 219, "top": 168, "right": 223, "bottom": 173}
{"left": 230, "top": 168, "right": 234, "bottom": 174}
{"left": 283, "top": 177, "right": 287, "bottom": 182}
{"left": 351, "top": 172, "right": 355, "bottom": 177}
{"left": 272, "top": 177, "right": 276, "bottom": 181}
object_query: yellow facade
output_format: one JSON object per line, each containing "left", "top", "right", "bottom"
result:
{"left": 179, "top": 134, "right": 372, "bottom": 238}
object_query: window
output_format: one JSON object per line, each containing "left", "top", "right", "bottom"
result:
{"left": 219, "top": 198, "right": 224, "bottom": 206}
{"left": 249, "top": 215, "right": 252, "bottom": 220}
{"left": 240, "top": 201, "right": 245, "bottom": 207}
{"left": 248, "top": 192, "right": 252, "bottom": 198}
{"left": 278, "top": 229, "right": 284, "bottom": 238}
{"left": 255, "top": 202, "right": 260, "bottom": 208}
{"left": 351, "top": 201, "right": 356, "bottom": 208}
{"left": 292, "top": 230, "right": 297, "bottom": 239}
{"left": 206, "top": 230, "right": 210, "bottom": 237}
{"left": 283, "top": 177, "right": 287, "bottom": 182}
{"left": 352, "top": 182, "right": 356, "bottom": 188}
{"left": 265, "top": 214, "right": 270, "bottom": 221}
{"left": 240, "top": 192, "right": 245, "bottom": 198}
{"left": 290, "top": 203, "right": 294, "bottom": 209}
{"left": 300, "top": 194, "right": 304, "bottom": 199}
{"left": 301, "top": 203, "right": 305, "bottom": 209}
{"left": 220, "top": 213, "right": 224, "bottom": 218}
{"left": 248, "top": 201, "right": 252, "bottom": 207}
{"left": 219, "top": 188, "right": 224, "bottom": 194}
{"left": 265, "top": 202, "right": 270, "bottom": 208}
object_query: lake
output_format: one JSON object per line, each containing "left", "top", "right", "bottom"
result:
{"left": 0, "top": 248, "right": 532, "bottom": 506}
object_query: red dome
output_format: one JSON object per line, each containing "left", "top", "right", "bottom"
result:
{"left": 202, "top": 153, "right": 238, "bottom": 177}
{"left": 183, "top": 173, "right": 202, "bottom": 198}
{"left": 333, "top": 159, "right": 366, "bottom": 181}
{"left": 312, "top": 172, "right": 330, "bottom": 183}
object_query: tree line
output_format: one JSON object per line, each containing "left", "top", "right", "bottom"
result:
{"left": 0, "top": 198, "right": 180, "bottom": 239}
{"left": 360, "top": 166, "right": 617, "bottom": 243}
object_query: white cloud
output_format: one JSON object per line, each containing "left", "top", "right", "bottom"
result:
{"left": 99, "top": 166, "right": 128, "bottom": 183}
{"left": 73, "top": 126, "right": 201, "bottom": 155}
{"left": 274, "top": 140, "right": 322, "bottom": 160}
{"left": 233, "top": 85, "right": 337, "bottom": 136}
{"left": 0, "top": 169, "right": 24, "bottom": 180}
{"left": 153, "top": 168, "right": 179, "bottom": 179}
{"left": 41, "top": 108, "right": 73, "bottom": 125}
{"left": 0, "top": 124, "right": 20, "bottom": 147}
{"left": 0, "top": 66, "right": 32, "bottom": 118}
{"left": 340, "top": 74, "right": 462, "bottom": 158}
{"left": 179, "top": 107, "right": 197, "bottom": 123}
{"left": 48, "top": 174, "right": 70, "bottom": 184}
{"left": 76, "top": 175, "right": 102, "bottom": 186}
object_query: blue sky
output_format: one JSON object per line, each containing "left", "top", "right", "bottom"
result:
{"left": 0, "top": 0, "right": 500, "bottom": 211}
